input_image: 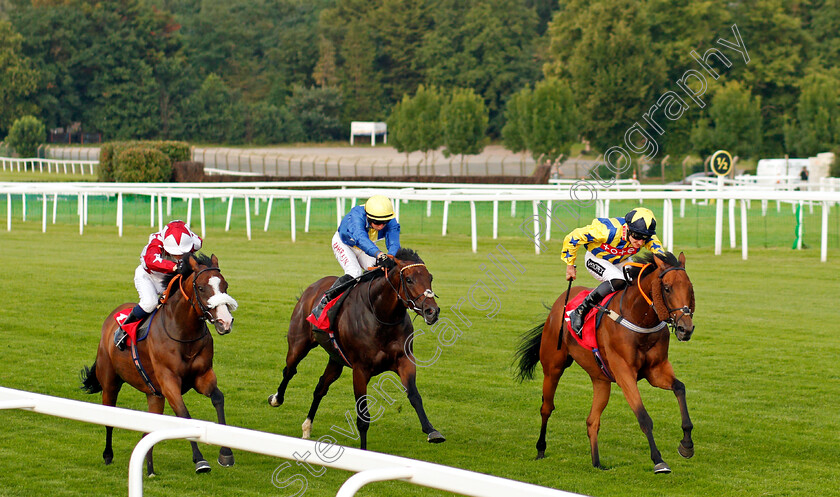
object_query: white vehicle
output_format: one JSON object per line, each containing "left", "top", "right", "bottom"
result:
{"left": 754, "top": 158, "right": 810, "bottom": 186}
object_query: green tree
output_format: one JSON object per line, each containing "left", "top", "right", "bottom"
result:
{"left": 784, "top": 70, "right": 840, "bottom": 156}
{"left": 387, "top": 94, "right": 419, "bottom": 166}
{"left": 526, "top": 78, "right": 579, "bottom": 166}
{"left": 501, "top": 87, "right": 531, "bottom": 156}
{"left": 182, "top": 74, "right": 245, "bottom": 143}
{"left": 370, "top": 0, "right": 432, "bottom": 104}
{"left": 808, "top": 0, "right": 840, "bottom": 69}
{"left": 412, "top": 84, "right": 444, "bottom": 165}
{"left": 6, "top": 115, "right": 45, "bottom": 158}
{"left": 702, "top": 81, "right": 763, "bottom": 158}
{"left": 286, "top": 85, "right": 343, "bottom": 142}
{"left": 0, "top": 20, "right": 39, "bottom": 136}
{"left": 339, "top": 21, "right": 385, "bottom": 122}
{"left": 441, "top": 87, "right": 488, "bottom": 172}
{"left": 545, "top": 0, "right": 666, "bottom": 154}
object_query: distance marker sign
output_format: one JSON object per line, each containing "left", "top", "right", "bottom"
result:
{"left": 710, "top": 150, "right": 732, "bottom": 176}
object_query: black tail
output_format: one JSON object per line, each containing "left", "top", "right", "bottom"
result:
{"left": 514, "top": 322, "right": 545, "bottom": 382}
{"left": 80, "top": 362, "right": 102, "bottom": 394}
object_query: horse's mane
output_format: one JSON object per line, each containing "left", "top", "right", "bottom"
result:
{"left": 161, "top": 252, "right": 213, "bottom": 288}
{"left": 626, "top": 251, "right": 680, "bottom": 280}
{"left": 395, "top": 247, "right": 423, "bottom": 263}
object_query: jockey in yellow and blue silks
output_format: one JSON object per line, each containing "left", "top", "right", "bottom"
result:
{"left": 563, "top": 207, "right": 665, "bottom": 337}
{"left": 310, "top": 195, "right": 400, "bottom": 320}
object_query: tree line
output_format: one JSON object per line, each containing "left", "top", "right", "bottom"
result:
{"left": 1, "top": 0, "right": 839, "bottom": 169}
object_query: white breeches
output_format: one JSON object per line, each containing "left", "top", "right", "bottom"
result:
{"left": 331, "top": 231, "right": 376, "bottom": 278}
{"left": 134, "top": 265, "right": 166, "bottom": 313}
{"left": 583, "top": 251, "right": 627, "bottom": 283}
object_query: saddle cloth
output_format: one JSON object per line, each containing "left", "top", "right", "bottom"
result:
{"left": 564, "top": 290, "right": 618, "bottom": 351}
{"left": 114, "top": 307, "right": 153, "bottom": 347}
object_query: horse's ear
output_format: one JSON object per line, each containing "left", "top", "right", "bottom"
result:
{"left": 653, "top": 254, "right": 668, "bottom": 270}
{"left": 188, "top": 254, "right": 200, "bottom": 272}
{"left": 211, "top": 253, "right": 219, "bottom": 268}
{"left": 678, "top": 252, "right": 686, "bottom": 267}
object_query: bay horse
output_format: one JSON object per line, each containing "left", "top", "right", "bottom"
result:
{"left": 515, "top": 251, "right": 696, "bottom": 473}
{"left": 268, "top": 247, "right": 445, "bottom": 449}
{"left": 80, "top": 253, "right": 238, "bottom": 475}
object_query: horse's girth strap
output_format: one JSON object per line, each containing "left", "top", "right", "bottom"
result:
{"left": 603, "top": 307, "right": 666, "bottom": 334}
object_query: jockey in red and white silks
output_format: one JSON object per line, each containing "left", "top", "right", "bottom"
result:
{"left": 115, "top": 220, "right": 202, "bottom": 350}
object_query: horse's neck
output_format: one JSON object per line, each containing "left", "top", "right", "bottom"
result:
{"left": 162, "top": 277, "right": 203, "bottom": 336}
{"left": 622, "top": 271, "right": 661, "bottom": 326}
{"left": 369, "top": 272, "right": 403, "bottom": 318}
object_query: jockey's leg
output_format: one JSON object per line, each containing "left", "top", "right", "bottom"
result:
{"left": 116, "top": 267, "right": 157, "bottom": 350}
{"left": 311, "top": 274, "right": 355, "bottom": 319}
{"left": 569, "top": 280, "right": 613, "bottom": 337}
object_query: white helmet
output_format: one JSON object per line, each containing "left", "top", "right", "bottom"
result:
{"left": 162, "top": 221, "right": 201, "bottom": 255}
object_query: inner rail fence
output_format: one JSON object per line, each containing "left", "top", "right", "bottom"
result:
{"left": 2, "top": 181, "right": 839, "bottom": 262}
{"left": 0, "top": 386, "right": 581, "bottom": 497}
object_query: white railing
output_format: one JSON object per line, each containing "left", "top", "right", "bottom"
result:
{"left": 0, "top": 386, "right": 581, "bottom": 497}
{"left": 0, "top": 156, "right": 98, "bottom": 175}
{"left": 2, "top": 181, "right": 839, "bottom": 261}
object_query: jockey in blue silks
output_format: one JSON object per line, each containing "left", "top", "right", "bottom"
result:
{"left": 310, "top": 195, "right": 400, "bottom": 320}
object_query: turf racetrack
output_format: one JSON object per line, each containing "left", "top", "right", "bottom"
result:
{"left": 1, "top": 208, "right": 839, "bottom": 496}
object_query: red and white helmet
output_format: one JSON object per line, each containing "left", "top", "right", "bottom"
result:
{"left": 162, "top": 220, "right": 201, "bottom": 255}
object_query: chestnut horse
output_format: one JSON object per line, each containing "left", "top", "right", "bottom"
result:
{"left": 80, "top": 253, "right": 238, "bottom": 475}
{"left": 268, "top": 247, "right": 444, "bottom": 449}
{"left": 515, "top": 251, "right": 696, "bottom": 473}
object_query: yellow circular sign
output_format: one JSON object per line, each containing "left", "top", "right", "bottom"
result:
{"left": 710, "top": 150, "right": 733, "bottom": 176}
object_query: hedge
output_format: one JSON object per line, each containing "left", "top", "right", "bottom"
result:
{"left": 98, "top": 140, "right": 190, "bottom": 182}
{"left": 114, "top": 147, "right": 171, "bottom": 182}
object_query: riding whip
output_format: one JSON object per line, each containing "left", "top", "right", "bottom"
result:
{"left": 557, "top": 277, "right": 573, "bottom": 350}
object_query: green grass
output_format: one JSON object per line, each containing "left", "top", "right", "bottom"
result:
{"left": 0, "top": 206, "right": 839, "bottom": 496}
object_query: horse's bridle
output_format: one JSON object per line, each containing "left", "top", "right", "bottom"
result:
{"left": 179, "top": 266, "right": 224, "bottom": 324}
{"left": 626, "top": 262, "right": 694, "bottom": 334}
{"left": 367, "top": 263, "right": 437, "bottom": 325}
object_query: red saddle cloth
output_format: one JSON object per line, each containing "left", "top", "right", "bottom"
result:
{"left": 305, "top": 292, "right": 346, "bottom": 334}
{"left": 114, "top": 308, "right": 141, "bottom": 347}
{"left": 564, "top": 290, "right": 618, "bottom": 351}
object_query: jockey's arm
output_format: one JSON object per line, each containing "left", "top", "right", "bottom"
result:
{"left": 143, "top": 241, "right": 178, "bottom": 273}
{"left": 644, "top": 235, "right": 666, "bottom": 255}
{"left": 384, "top": 220, "right": 401, "bottom": 256}
{"left": 561, "top": 221, "right": 606, "bottom": 267}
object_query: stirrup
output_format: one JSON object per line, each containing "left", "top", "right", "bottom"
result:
{"left": 114, "top": 329, "right": 127, "bottom": 351}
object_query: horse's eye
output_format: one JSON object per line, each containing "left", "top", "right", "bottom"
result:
{"left": 406, "top": 277, "right": 413, "bottom": 285}
{"left": 664, "top": 285, "right": 671, "bottom": 293}
{"left": 198, "top": 286, "right": 205, "bottom": 292}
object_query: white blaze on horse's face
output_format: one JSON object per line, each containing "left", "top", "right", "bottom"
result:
{"left": 206, "top": 275, "right": 237, "bottom": 332}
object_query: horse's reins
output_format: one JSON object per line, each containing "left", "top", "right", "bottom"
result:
{"left": 367, "top": 263, "right": 436, "bottom": 325}
{"left": 159, "top": 267, "right": 224, "bottom": 343}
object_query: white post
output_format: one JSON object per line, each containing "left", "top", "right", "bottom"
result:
{"left": 264, "top": 197, "right": 273, "bottom": 232}
{"left": 150, "top": 194, "right": 155, "bottom": 227}
{"left": 22, "top": 193, "right": 26, "bottom": 222}
{"left": 304, "top": 197, "right": 311, "bottom": 233}
{"left": 470, "top": 201, "right": 477, "bottom": 253}
{"left": 394, "top": 198, "right": 400, "bottom": 221}
{"left": 680, "top": 198, "right": 685, "bottom": 218}
{"left": 728, "top": 198, "right": 736, "bottom": 249}
{"left": 796, "top": 201, "right": 803, "bottom": 250}
{"left": 290, "top": 197, "right": 296, "bottom": 242}
{"left": 336, "top": 197, "right": 342, "bottom": 228}
{"left": 78, "top": 194, "right": 83, "bottom": 235}
{"left": 604, "top": 199, "right": 611, "bottom": 218}
{"left": 128, "top": 428, "right": 203, "bottom": 497}
{"left": 740, "top": 199, "right": 748, "bottom": 260}
{"left": 544, "top": 200, "right": 552, "bottom": 242}
{"left": 511, "top": 200, "right": 516, "bottom": 217}
{"left": 157, "top": 195, "right": 163, "bottom": 230}
{"left": 166, "top": 196, "right": 172, "bottom": 216}
{"left": 117, "top": 193, "right": 123, "bottom": 237}
{"left": 41, "top": 193, "right": 47, "bottom": 233}
{"left": 245, "top": 196, "right": 252, "bottom": 240}
{"left": 442, "top": 200, "right": 450, "bottom": 236}
{"left": 426, "top": 199, "right": 432, "bottom": 217}
{"left": 186, "top": 198, "right": 193, "bottom": 226}
{"left": 532, "top": 200, "right": 541, "bottom": 255}
{"left": 714, "top": 178, "right": 723, "bottom": 255}
{"left": 199, "top": 195, "right": 206, "bottom": 238}
{"left": 52, "top": 193, "right": 58, "bottom": 224}
{"left": 84, "top": 194, "right": 89, "bottom": 226}
{"left": 492, "top": 199, "right": 499, "bottom": 239}
{"left": 821, "top": 202, "right": 829, "bottom": 262}
{"left": 225, "top": 195, "right": 234, "bottom": 232}
{"left": 6, "top": 193, "right": 11, "bottom": 231}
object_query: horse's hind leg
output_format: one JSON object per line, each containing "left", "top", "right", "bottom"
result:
{"left": 195, "top": 369, "right": 234, "bottom": 467}
{"left": 647, "top": 361, "right": 694, "bottom": 459}
{"left": 101, "top": 384, "right": 121, "bottom": 465}
{"left": 536, "top": 353, "right": 573, "bottom": 459}
{"left": 269, "top": 333, "right": 318, "bottom": 407}
{"left": 587, "top": 379, "right": 611, "bottom": 469}
{"left": 302, "top": 359, "right": 344, "bottom": 439}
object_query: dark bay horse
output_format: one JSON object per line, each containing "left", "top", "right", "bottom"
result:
{"left": 80, "top": 253, "right": 238, "bottom": 475}
{"left": 268, "top": 247, "right": 444, "bottom": 449}
{"left": 515, "top": 251, "right": 696, "bottom": 473}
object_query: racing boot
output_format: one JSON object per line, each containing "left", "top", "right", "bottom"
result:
{"left": 569, "top": 280, "right": 613, "bottom": 338}
{"left": 115, "top": 305, "right": 149, "bottom": 351}
{"left": 310, "top": 274, "right": 355, "bottom": 321}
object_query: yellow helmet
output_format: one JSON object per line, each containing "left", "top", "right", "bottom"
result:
{"left": 365, "top": 195, "right": 395, "bottom": 222}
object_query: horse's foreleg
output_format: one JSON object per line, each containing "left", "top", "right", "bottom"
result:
{"left": 397, "top": 358, "right": 444, "bottom": 444}
{"left": 647, "top": 362, "right": 694, "bottom": 459}
{"left": 614, "top": 365, "right": 669, "bottom": 474}
{"left": 159, "top": 376, "right": 210, "bottom": 474}
{"left": 352, "top": 368, "right": 373, "bottom": 450}
{"left": 195, "top": 370, "right": 234, "bottom": 467}
{"left": 302, "top": 360, "right": 344, "bottom": 439}
{"left": 587, "top": 379, "right": 611, "bottom": 469}
{"left": 144, "top": 394, "right": 166, "bottom": 476}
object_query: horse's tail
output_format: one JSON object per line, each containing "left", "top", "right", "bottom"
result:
{"left": 514, "top": 322, "right": 545, "bottom": 382}
{"left": 80, "top": 361, "right": 102, "bottom": 394}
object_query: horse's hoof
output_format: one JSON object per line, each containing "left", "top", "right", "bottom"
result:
{"left": 302, "top": 418, "right": 312, "bottom": 439}
{"left": 678, "top": 442, "right": 694, "bottom": 459}
{"left": 148, "top": 472, "right": 156, "bottom": 478}
{"left": 268, "top": 393, "right": 283, "bottom": 407}
{"left": 535, "top": 451, "right": 545, "bottom": 460}
{"left": 594, "top": 464, "right": 607, "bottom": 471}
{"left": 218, "top": 453, "right": 235, "bottom": 467}
{"left": 653, "top": 462, "right": 671, "bottom": 474}
{"left": 195, "top": 460, "right": 212, "bottom": 473}
{"left": 427, "top": 430, "right": 445, "bottom": 443}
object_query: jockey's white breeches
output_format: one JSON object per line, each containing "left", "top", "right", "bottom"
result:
{"left": 331, "top": 231, "right": 376, "bottom": 278}
{"left": 583, "top": 251, "right": 627, "bottom": 283}
{"left": 134, "top": 264, "right": 166, "bottom": 313}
